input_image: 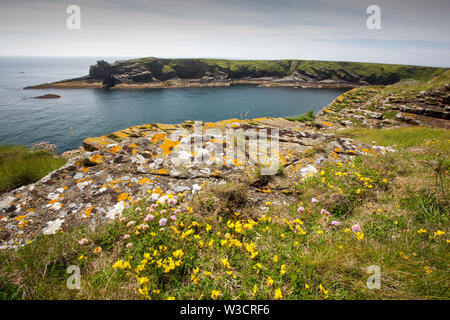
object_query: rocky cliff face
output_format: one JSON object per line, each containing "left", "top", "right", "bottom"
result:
{"left": 25, "top": 58, "right": 443, "bottom": 89}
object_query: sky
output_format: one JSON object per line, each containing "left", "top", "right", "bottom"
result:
{"left": 0, "top": 0, "right": 449, "bottom": 67}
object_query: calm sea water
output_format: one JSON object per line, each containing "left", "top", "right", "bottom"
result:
{"left": 0, "top": 57, "right": 347, "bottom": 152}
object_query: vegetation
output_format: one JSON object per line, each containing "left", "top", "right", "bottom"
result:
{"left": 336, "top": 127, "right": 450, "bottom": 152}
{"left": 1, "top": 127, "right": 448, "bottom": 300}
{"left": 285, "top": 110, "right": 316, "bottom": 122}
{"left": 0, "top": 145, "right": 66, "bottom": 193}
{"left": 1, "top": 65, "right": 448, "bottom": 301}
{"left": 128, "top": 57, "right": 445, "bottom": 83}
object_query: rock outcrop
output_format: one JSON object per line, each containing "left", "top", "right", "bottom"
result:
{"left": 24, "top": 58, "right": 443, "bottom": 90}
{"left": 0, "top": 117, "right": 396, "bottom": 249}
{"left": 33, "top": 94, "right": 61, "bottom": 99}
{"left": 316, "top": 77, "right": 450, "bottom": 129}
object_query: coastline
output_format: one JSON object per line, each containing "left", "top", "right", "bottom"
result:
{"left": 24, "top": 79, "right": 359, "bottom": 90}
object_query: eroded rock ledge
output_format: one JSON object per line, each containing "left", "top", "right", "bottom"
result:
{"left": 0, "top": 116, "right": 397, "bottom": 249}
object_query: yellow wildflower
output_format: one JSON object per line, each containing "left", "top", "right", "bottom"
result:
{"left": 274, "top": 288, "right": 283, "bottom": 300}
{"left": 211, "top": 290, "right": 222, "bottom": 300}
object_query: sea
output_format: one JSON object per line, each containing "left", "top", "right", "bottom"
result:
{"left": 0, "top": 56, "right": 347, "bottom": 153}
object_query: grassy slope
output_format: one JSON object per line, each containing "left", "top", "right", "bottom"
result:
{"left": 1, "top": 127, "right": 448, "bottom": 300}
{"left": 129, "top": 57, "right": 444, "bottom": 82}
{"left": 0, "top": 145, "right": 66, "bottom": 193}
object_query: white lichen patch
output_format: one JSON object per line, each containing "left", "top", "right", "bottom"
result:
{"left": 43, "top": 218, "right": 65, "bottom": 235}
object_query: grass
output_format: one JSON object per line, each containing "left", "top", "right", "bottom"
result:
{"left": 0, "top": 145, "right": 67, "bottom": 193}
{"left": 336, "top": 126, "right": 450, "bottom": 152}
{"left": 0, "top": 127, "right": 448, "bottom": 300}
{"left": 128, "top": 57, "right": 445, "bottom": 83}
{"left": 285, "top": 110, "right": 316, "bottom": 122}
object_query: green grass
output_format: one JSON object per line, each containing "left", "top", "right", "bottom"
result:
{"left": 126, "top": 57, "right": 445, "bottom": 83}
{"left": 336, "top": 127, "right": 450, "bottom": 152}
{"left": 0, "top": 127, "right": 448, "bottom": 300}
{"left": 0, "top": 145, "right": 67, "bottom": 193}
{"left": 285, "top": 110, "right": 316, "bottom": 122}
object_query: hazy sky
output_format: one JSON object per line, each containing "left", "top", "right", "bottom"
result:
{"left": 0, "top": 0, "right": 449, "bottom": 67}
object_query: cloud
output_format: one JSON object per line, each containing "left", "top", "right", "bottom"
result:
{"left": 0, "top": 0, "right": 449, "bottom": 67}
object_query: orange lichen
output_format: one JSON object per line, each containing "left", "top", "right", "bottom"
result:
{"left": 108, "top": 145, "right": 122, "bottom": 154}
{"left": 15, "top": 215, "right": 27, "bottom": 222}
{"left": 117, "top": 193, "right": 132, "bottom": 202}
{"left": 157, "top": 123, "right": 178, "bottom": 130}
{"left": 85, "top": 207, "right": 94, "bottom": 218}
{"left": 90, "top": 154, "right": 103, "bottom": 163}
{"left": 160, "top": 139, "right": 180, "bottom": 156}
{"left": 138, "top": 178, "right": 152, "bottom": 185}
{"left": 151, "top": 133, "right": 167, "bottom": 143}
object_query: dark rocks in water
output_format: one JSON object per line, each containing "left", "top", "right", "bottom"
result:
{"left": 33, "top": 94, "right": 61, "bottom": 99}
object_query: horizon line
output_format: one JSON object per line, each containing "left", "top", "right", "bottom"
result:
{"left": 0, "top": 55, "right": 448, "bottom": 69}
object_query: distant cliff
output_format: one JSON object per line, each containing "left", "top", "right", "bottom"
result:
{"left": 25, "top": 57, "right": 443, "bottom": 89}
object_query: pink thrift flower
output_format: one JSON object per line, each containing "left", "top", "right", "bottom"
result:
{"left": 78, "top": 238, "right": 89, "bottom": 245}
{"left": 151, "top": 203, "right": 158, "bottom": 209}
{"left": 126, "top": 221, "right": 136, "bottom": 228}
{"left": 144, "top": 214, "right": 154, "bottom": 222}
{"left": 320, "top": 209, "right": 330, "bottom": 216}
{"left": 161, "top": 209, "right": 167, "bottom": 215}
{"left": 126, "top": 243, "right": 133, "bottom": 249}
{"left": 170, "top": 215, "right": 177, "bottom": 221}
{"left": 119, "top": 217, "right": 127, "bottom": 223}
{"left": 174, "top": 209, "right": 181, "bottom": 215}
{"left": 146, "top": 207, "right": 154, "bottom": 213}
{"left": 297, "top": 207, "right": 305, "bottom": 214}
{"left": 123, "top": 234, "right": 130, "bottom": 240}
{"left": 311, "top": 198, "right": 319, "bottom": 203}
{"left": 140, "top": 224, "right": 149, "bottom": 231}
{"left": 331, "top": 221, "right": 339, "bottom": 227}
{"left": 168, "top": 198, "right": 177, "bottom": 207}
{"left": 159, "top": 218, "right": 167, "bottom": 227}
{"left": 135, "top": 207, "right": 142, "bottom": 213}
{"left": 351, "top": 224, "right": 361, "bottom": 233}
